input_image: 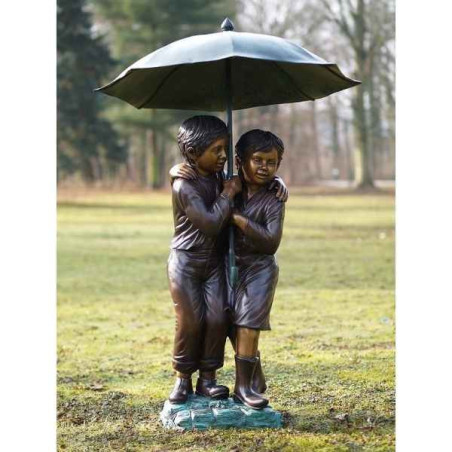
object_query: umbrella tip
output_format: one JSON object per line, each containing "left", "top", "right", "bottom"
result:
{"left": 221, "top": 18, "right": 234, "bottom": 31}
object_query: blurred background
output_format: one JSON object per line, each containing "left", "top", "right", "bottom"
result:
{"left": 57, "top": 0, "right": 395, "bottom": 190}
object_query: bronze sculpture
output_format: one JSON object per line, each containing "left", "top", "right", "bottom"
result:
{"left": 96, "top": 17, "right": 359, "bottom": 423}
{"left": 170, "top": 124, "right": 286, "bottom": 409}
{"left": 228, "top": 129, "right": 285, "bottom": 409}
{"left": 167, "top": 116, "right": 240, "bottom": 403}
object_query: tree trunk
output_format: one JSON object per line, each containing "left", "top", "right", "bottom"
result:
{"left": 158, "top": 134, "right": 167, "bottom": 189}
{"left": 353, "top": 0, "right": 374, "bottom": 188}
{"left": 353, "top": 81, "right": 373, "bottom": 188}
{"left": 369, "top": 54, "right": 383, "bottom": 180}
{"left": 343, "top": 119, "right": 354, "bottom": 182}
{"left": 287, "top": 104, "right": 298, "bottom": 185}
{"left": 328, "top": 97, "right": 341, "bottom": 178}
{"left": 139, "top": 130, "right": 149, "bottom": 188}
{"left": 149, "top": 109, "right": 164, "bottom": 189}
{"left": 310, "top": 102, "right": 322, "bottom": 180}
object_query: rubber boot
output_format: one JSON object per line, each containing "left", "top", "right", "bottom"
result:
{"left": 169, "top": 377, "right": 193, "bottom": 403}
{"left": 252, "top": 351, "right": 267, "bottom": 394}
{"left": 196, "top": 378, "right": 229, "bottom": 399}
{"left": 233, "top": 355, "right": 268, "bottom": 409}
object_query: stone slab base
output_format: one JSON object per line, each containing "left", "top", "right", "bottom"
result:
{"left": 160, "top": 395, "right": 282, "bottom": 430}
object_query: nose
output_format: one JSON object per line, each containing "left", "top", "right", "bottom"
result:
{"left": 219, "top": 148, "right": 227, "bottom": 160}
{"left": 261, "top": 160, "right": 268, "bottom": 170}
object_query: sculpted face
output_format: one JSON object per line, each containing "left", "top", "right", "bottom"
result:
{"left": 193, "top": 137, "right": 227, "bottom": 176}
{"left": 240, "top": 148, "right": 279, "bottom": 186}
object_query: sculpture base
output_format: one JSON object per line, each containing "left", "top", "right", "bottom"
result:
{"left": 160, "top": 395, "right": 282, "bottom": 430}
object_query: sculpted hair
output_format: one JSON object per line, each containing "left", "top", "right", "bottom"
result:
{"left": 235, "top": 129, "right": 284, "bottom": 163}
{"left": 177, "top": 115, "right": 228, "bottom": 163}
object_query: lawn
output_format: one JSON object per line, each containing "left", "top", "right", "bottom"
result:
{"left": 57, "top": 188, "right": 395, "bottom": 451}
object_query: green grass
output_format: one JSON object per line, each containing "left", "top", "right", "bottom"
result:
{"left": 57, "top": 189, "right": 395, "bottom": 451}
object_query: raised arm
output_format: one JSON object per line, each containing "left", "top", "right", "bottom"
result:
{"left": 232, "top": 202, "right": 285, "bottom": 254}
{"left": 169, "top": 163, "right": 197, "bottom": 185}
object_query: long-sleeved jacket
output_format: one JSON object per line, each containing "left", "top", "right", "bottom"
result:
{"left": 234, "top": 186, "right": 285, "bottom": 257}
{"left": 228, "top": 184, "right": 285, "bottom": 331}
{"left": 170, "top": 173, "right": 231, "bottom": 251}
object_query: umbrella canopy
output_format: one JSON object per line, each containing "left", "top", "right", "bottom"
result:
{"left": 97, "top": 19, "right": 359, "bottom": 111}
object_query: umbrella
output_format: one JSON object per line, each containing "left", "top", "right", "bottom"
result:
{"left": 96, "top": 18, "right": 360, "bottom": 284}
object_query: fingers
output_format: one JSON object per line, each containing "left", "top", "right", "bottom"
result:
{"left": 180, "top": 169, "right": 196, "bottom": 180}
{"left": 268, "top": 180, "right": 275, "bottom": 191}
{"left": 282, "top": 188, "right": 289, "bottom": 202}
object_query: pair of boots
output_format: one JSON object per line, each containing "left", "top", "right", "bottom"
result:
{"left": 169, "top": 353, "right": 268, "bottom": 406}
{"left": 233, "top": 354, "right": 268, "bottom": 409}
{"left": 169, "top": 374, "right": 229, "bottom": 403}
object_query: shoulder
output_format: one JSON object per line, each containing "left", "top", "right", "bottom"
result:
{"left": 172, "top": 178, "right": 198, "bottom": 195}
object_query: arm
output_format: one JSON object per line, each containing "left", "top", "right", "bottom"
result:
{"left": 232, "top": 202, "right": 285, "bottom": 254}
{"left": 175, "top": 177, "right": 241, "bottom": 237}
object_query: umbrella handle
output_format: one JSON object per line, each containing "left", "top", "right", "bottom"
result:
{"left": 225, "top": 58, "right": 237, "bottom": 287}
{"left": 228, "top": 227, "right": 238, "bottom": 287}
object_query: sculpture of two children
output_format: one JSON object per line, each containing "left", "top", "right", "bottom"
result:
{"left": 167, "top": 115, "right": 286, "bottom": 409}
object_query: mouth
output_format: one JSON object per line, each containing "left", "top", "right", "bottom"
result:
{"left": 256, "top": 173, "right": 269, "bottom": 179}
{"left": 216, "top": 161, "right": 226, "bottom": 168}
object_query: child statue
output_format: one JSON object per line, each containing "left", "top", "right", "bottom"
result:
{"left": 167, "top": 115, "right": 242, "bottom": 403}
{"left": 228, "top": 129, "right": 285, "bottom": 409}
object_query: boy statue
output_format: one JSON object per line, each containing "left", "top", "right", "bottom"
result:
{"left": 228, "top": 129, "right": 285, "bottom": 409}
{"left": 167, "top": 115, "right": 241, "bottom": 403}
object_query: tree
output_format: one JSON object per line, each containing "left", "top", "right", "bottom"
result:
{"left": 319, "top": 0, "right": 395, "bottom": 188}
{"left": 57, "top": 0, "right": 126, "bottom": 182}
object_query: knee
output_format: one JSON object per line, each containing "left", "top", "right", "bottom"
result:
{"left": 205, "top": 310, "right": 229, "bottom": 332}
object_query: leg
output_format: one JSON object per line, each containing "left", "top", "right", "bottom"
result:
{"left": 229, "top": 327, "right": 267, "bottom": 394}
{"left": 196, "top": 262, "right": 230, "bottom": 398}
{"left": 167, "top": 251, "right": 204, "bottom": 402}
{"left": 236, "top": 327, "right": 260, "bottom": 357}
{"left": 233, "top": 327, "right": 268, "bottom": 409}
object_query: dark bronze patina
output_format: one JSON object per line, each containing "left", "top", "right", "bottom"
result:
{"left": 170, "top": 128, "right": 286, "bottom": 409}
{"left": 167, "top": 116, "right": 241, "bottom": 403}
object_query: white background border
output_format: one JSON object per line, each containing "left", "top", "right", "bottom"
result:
{"left": 1, "top": 0, "right": 452, "bottom": 450}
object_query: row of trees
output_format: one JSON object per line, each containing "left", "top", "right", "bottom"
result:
{"left": 57, "top": 0, "right": 394, "bottom": 188}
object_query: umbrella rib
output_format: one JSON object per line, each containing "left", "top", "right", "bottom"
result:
{"left": 136, "top": 66, "right": 181, "bottom": 109}
{"left": 323, "top": 64, "right": 361, "bottom": 85}
{"left": 271, "top": 61, "right": 315, "bottom": 101}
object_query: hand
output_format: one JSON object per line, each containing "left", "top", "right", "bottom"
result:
{"left": 268, "top": 176, "right": 289, "bottom": 202}
{"left": 169, "top": 163, "right": 197, "bottom": 182}
{"left": 223, "top": 175, "right": 242, "bottom": 197}
{"left": 231, "top": 209, "right": 240, "bottom": 225}
{"left": 231, "top": 210, "right": 248, "bottom": 230}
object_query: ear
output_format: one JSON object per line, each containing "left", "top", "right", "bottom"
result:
{"left": 186, "top": 147, "right": 196, "bottom": 165}
{"left": 235, "top": 155, "right": 241, "bottom": 170}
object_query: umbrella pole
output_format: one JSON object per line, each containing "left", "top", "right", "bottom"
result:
{"left": 226, "top": 58, "right": 238, "bottom": 287}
